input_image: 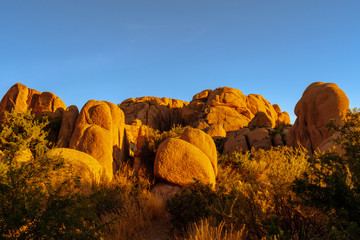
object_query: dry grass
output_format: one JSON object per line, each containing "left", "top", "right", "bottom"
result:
{"left": 100, "top": 193, "right": 170, "bottom": 240}
{"left": 99, "top": 161, "right": 170, "bottom": 240}
{"left": 178, "top": 218, "right": 246, "bottom": 240}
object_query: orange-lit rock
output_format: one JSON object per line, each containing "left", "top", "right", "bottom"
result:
{"left": 69, "top": 100, "right": 127, "bottom": 179}
{"left": 0, "top": 83, "right": 66, "bottom": 120}
{"left": 223, "top": 128, "right": 250, "bottom": 154}
{"left": 46, "top": 148, "right": 105, "bottom": 189}
{"left": 125, "top": 119, "right": 143, "bottom": 157}
{"left": 247, "top": 128, "right": 272, "bottom": 150}
{"left": 154, "top": 138, "right": 215, "bottom": 187}
{"left": 181, "top": 87, "right": 290, "bottom": 132}
{"left": 287, "top": 82, "right": 349, "bottom": 152}
{"left": 179, "top": 127, "right": 218, "bottom": 175}
{"left": 32, "top": 92, "right": 66, "bottom": 119}
{"left": 205, "top": 124, "right": 226, "bottom": 140}
{"left": 249, "top": 111, "right": 272, "bottom": 128}
{"left": 119, "top": 96, "right": 188, "bottom": 131}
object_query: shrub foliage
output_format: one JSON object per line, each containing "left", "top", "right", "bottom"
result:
{"left": 293, "top": 108, "right": 360, "bottom": 239}
{"left": 0, "top": 110, "right": 102, "bottom": 239}
{"left": 167, "top": 146, "right": 326, "bottom": 239}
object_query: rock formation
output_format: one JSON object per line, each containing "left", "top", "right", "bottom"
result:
{"left": 154, "top": 128, "right": 217, "bottom": 187}
{"left": 124, "top": 119, "right": 143, "bottom": 157}
{"left": 247, "top": 128, "right": 272, "bottom": 150}
{"left": 181, "top": 87, "right": 290, "bottom": 132}
{"left": 69, "top": 100, "right": 127, "bottom": 179}
{"left": 119, "top": 97, "right": 188, "bottom": 131}
{"left": 179, "top": 127, "right": 218, "bottom": 175}
{"left": 0, "top": 83, "right": 41, "bottom": 118}
{"left": 46, "top": 148, "right": 105, "bottom": 183}
{"left": 32, "top": 91, "right": 66, "bottom": 119}
{"left": 248, "top": 111, "right": 273, "bottom": 128}
{"left": 287, "top": 82, "right": 349, "bottom": 152}
{"left": 0, "top": 83, "right": 66, "bottom": 120}
{"left": 154, "top": 138, "right": 216, "bottom": 187}
{"left": 204, "top": 125, "right": 226, "bottom": 140}
{"left": 223, "top": 126, "right": 289, "bottom": 154}
{"left": 223, "top": 128, "right": 250, "bottom": 154}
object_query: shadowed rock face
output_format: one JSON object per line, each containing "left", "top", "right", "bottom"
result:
{"left": 181, "top": 87, "right": 290, "bottom": 132}
{"left": 57, "top": 105, "right": 79, "bottom": 148}
{"left": 69, "top": 100, "right": 127, "bottom": 180}
{"left": 287, "top": 82, "right": 349, "bottom": 152}
{"left": 0, "top": 83, "right": 66, "bottom": 120}
{"left": 119, "top": 97, "right": 188, "bottom": 131}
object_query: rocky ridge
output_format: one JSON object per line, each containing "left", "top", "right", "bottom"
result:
{"left": 0, "top": 82, "right": 350, "bottom": 189}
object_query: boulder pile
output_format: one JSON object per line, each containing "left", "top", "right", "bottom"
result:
{"left": 0, "top": 82, "right": 65, "bottom": 120}
{"left": 180, "top": 87, "right": 290, "bottom": 132}
{"left": 69, "top": 100, "right": 127, "bottom": 180}
{"left": 0, "top": 81, "right": 351, "bottom": 186}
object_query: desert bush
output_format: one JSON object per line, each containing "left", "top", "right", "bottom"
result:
{"left": 167, "top": 146, "right": 326, "bottom": 239}
{"left": 293, "top": 108, "right": 360, "bottom": 239}
{"left": 0, "top": 109, "right": 102, "bottom": 239}
{"left": 0, "top": 109, "right": 50, "bottom": 159}
{"left": 100, "top": 161, "right": 168, "bottom": 240}
{"left": 147, "top": 124, "right": 185, "bottom": 151}
{"left": 166, "top": 182, "right": 216, "bottom": 230}
{"left": 0, "top": 109, "right": 169, "bottom": 240}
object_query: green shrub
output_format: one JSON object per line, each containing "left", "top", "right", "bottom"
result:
{"left": 0, "top": 109, "right": 50, "bottom": 159}
{"left": 293, "top": 108, "right": 360, "bottom": 239}
{"left": 147, "top": 124, "right": 185, "bottom": 151}
{"left": 167, "top": 146, "right": 325, "bottom": 239}
{"left": 0, "top": 109, "right": 101, "bottom": 239}
{"left": 166, "top": 182, "right": 216, "bottom": 231}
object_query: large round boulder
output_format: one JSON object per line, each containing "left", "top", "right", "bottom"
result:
{"left": 0, "top": 83, "right": 65, "bottom": 120}
{"left": 287, "top": 82, "right": 349, "bottom": 152}
{"left": 179, "top": 127, "right": 218, "bottom": 175}
{"left": 154, "top": 138, "right": 215, "bottom": 187}
{"left": 46, "top": 148, "right": 105, "bottom": 183}
{"left": 69, "top": 100, "right": 127, "bottom": 180}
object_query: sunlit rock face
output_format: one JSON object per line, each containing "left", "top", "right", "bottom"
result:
{"left": 181, "top": 87, "right": 290, "bottom": 132}
{"left": 287, "top": 82, "right": 349, "bottom": 152}
{"left": 119, "top": 96, "right": 188, "bottom": 131}
{"left": 179, "top": 127, "right": 218, "bottom": 175}
{"left": 119, "top": 87, "right": 289, "bottom": 134}
{"left": 0, "top": 83, "right": 66, "bottom": 120}
{"left": 46, "top": 148, "right": 105, "bottom": 184}
{"left": 69, "top": 100, "right": 127, "bottom": 180}
{"left": 154, "top": 128, "right": 217, "bottom": 188}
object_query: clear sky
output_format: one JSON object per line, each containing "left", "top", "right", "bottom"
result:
{"left": 1, "top": 1, "right": 359, "bottom": 123}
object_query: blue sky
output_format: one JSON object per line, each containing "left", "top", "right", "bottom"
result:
{"left": 1, "top": 1, "right": 359, "bottom": 122}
